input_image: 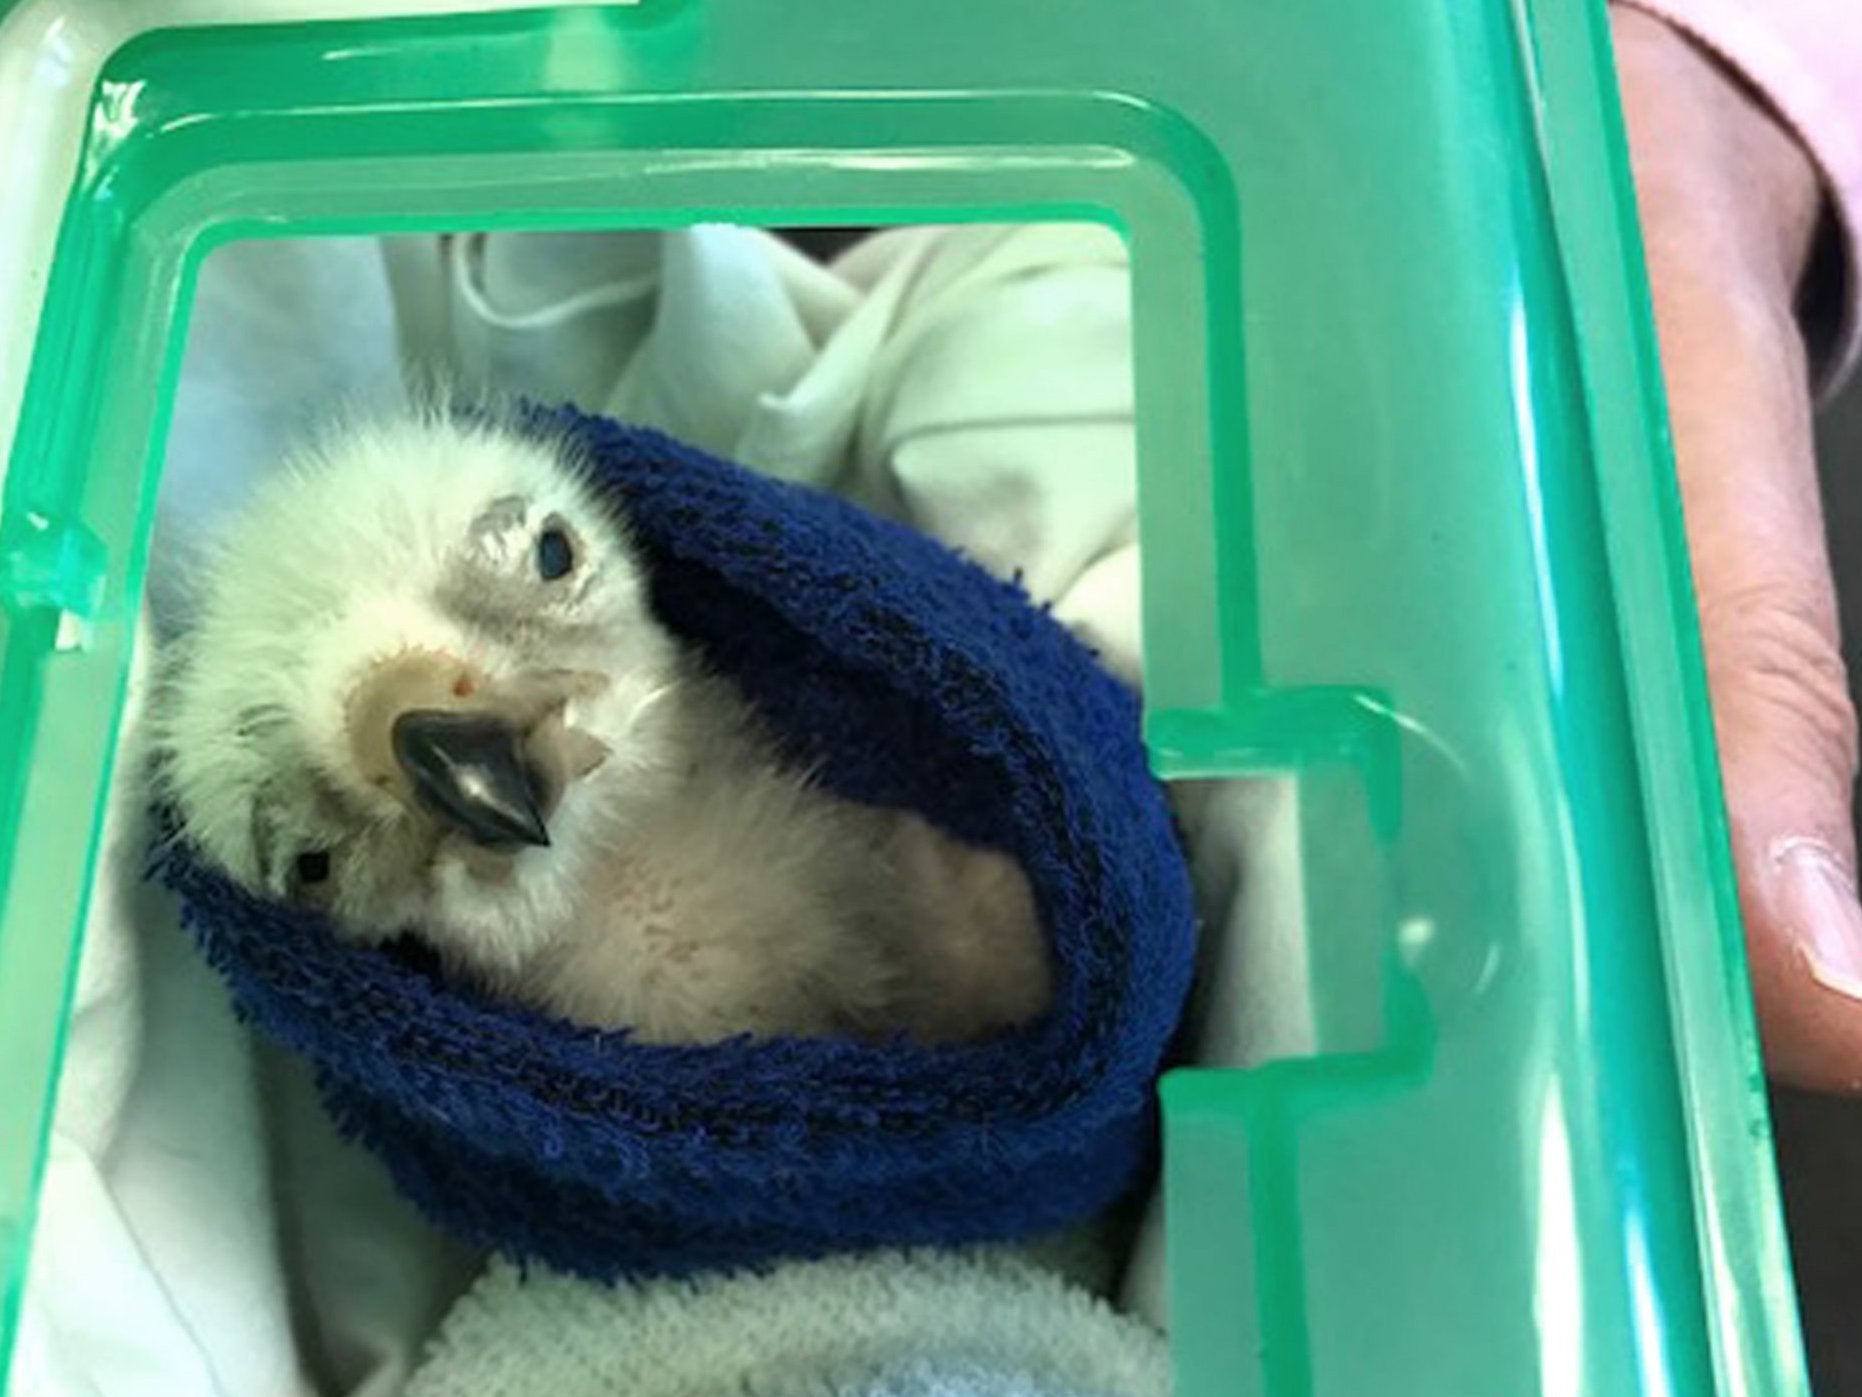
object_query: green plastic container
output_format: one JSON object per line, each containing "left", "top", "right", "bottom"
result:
{"left": 0, "top": 1, "right": 1810, "bottom": 1392}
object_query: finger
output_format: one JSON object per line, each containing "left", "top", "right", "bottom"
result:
{"left": 1672, "top": 297, "right": 1862, "bottom": 1092}
{"left": 1653, "top": 250, "right": 1862, "bottom": 1093}
{"left": 1616, "top": 12, "right": 1862, "bottom": 1090}
{"left": 1711, "top": 584, "right": 1862, "bottom": 1092}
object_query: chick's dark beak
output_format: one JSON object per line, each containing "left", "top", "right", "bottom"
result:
{"left": 391, "top": 710, "right": 551, "bottom": 849}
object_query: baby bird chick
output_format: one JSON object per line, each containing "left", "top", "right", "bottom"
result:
{"left": 154, "top": 413, "right": 1051, "bottom": 1045}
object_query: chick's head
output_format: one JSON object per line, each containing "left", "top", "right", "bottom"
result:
{"left": 155, "top": 413, "right": 680, "bottom": 976}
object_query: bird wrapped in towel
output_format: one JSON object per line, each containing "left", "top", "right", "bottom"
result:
{"left": 154, "top": 408, "right": 1051, "bottom": 1047}
{"left": 147, "top": 402, "right": 1197, "bottom": 1276}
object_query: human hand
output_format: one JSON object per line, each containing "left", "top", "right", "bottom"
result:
{"left": 1614, "top": 9, "right": 1862, "bottom": 1090}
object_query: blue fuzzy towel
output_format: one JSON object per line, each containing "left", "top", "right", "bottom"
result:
{"left": 151, "top": 405, "right": 1197, "bottom": 1278}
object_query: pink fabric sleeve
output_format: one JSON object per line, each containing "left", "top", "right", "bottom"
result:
{"left": 1615, "top": 0, "right": 1862, "bottom": 395}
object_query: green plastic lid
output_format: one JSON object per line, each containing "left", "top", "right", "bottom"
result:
{"left": 0, "top": 3, "right": 1806, "bottom": 1392}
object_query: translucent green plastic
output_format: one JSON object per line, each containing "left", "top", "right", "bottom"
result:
{"left": 0, "top": 2, "right": 1807, "bottom": 1393}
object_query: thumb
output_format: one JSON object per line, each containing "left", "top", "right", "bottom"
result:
{"left": 1656, "top": 270, "right": 1862, "bottom": 1091}
{"left": 1614, "top": 8, "right": 1862, "bottom": 1089}
{"left": 1709, "top": 589, "right": 1862, "bottom": 1092}
{"left": 1644, "top": 223, "right": 1862, "bottom": 1089}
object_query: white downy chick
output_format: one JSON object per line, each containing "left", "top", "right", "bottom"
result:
{"left": 153, "top": 411, "right": 1051, "bottom": 1045}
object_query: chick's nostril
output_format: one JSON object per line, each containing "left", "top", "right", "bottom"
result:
{"left": 346, "top": 651, "right": 487, "bottom": 798}
{"left": 391, "top": 709, "right": 551, "bottom": 849}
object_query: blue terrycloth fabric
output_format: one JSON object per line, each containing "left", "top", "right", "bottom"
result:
{"left": 150, "top": 404, "right": 1197, "bottom": 1279}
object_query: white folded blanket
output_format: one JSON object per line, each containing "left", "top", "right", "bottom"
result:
{"left": 405, "top": 1245, "right": 1168, "bottom": 1397}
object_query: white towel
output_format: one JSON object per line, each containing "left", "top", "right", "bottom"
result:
{"left": 404, "top": 1246, "right": 1168, "bottom": 1397}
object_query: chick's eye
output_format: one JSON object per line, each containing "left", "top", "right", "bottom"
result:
{"left": 536, "top": 526, "right": 575, "bottom": 582}
{"left": 295, "top": 850, "right": 332, "bottom": 886}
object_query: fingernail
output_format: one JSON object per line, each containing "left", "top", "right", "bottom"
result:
{"left": 1776, "top": 839, "right": 1862, "bottom": 1002}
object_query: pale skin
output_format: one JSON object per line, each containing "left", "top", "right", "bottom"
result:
{"left": 1614, "top": 10, "right": 1862, "bottom": 1092}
